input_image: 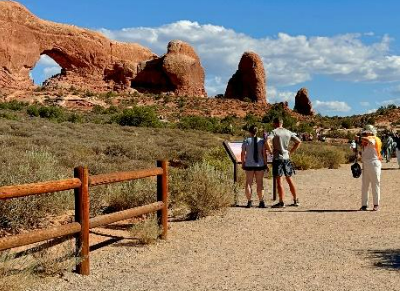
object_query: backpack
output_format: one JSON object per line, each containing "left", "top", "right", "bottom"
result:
{"left": 351, "top": 162, "right": 362, "bottom": 178}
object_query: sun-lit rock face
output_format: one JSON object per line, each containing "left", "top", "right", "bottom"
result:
{"left": 0, "top": 1, "right": 206, "bottom": 97}
{"left": 294, "top": 87, "right": 315, "bottom": 116}
{"left": 224, "top": 51, "right": 266, "bottom": 103}
{"left": 133, "top": 40, "right": 207, "bottom": 97}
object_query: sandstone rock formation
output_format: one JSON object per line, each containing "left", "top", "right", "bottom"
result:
{"left": 294, "top": 87, "right": 314, "bottom": 115}
{"left": 132, "top": 40, "right": 207, "bottom": 97}
{"left": 224, "top": 52, "right": 266, "bottom": 103}
{"left": 0, "top": 1, "right": 206, "bottom": 97}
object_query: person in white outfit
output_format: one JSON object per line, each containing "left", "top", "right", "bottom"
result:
{"left": 393, "top": 134, "right": 400, "bottom": 169}
{"left": 359, "top": 125, "right": 382, "bottom": 211}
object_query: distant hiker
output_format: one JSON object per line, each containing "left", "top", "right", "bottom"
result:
{"left": 359, "top": 125, "right": 382, "bottom": 211}
{"left": 266, "top": 117, "right": 301, "bottom": 208}
{"left": 382, "top": 134, "right": 394, "bottom": 163}
{"left": 393, "top": 133, "right": 400, "bottom": 169}
{"left": 241, "top": 125, "right": 268, "bottom": 208}
{"left": 350, "top": 140, "right": 357, "bottom": 153}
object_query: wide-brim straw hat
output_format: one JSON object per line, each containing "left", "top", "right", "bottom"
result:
{"left": 362, "top": 124, "right": 377, "bottom": 136}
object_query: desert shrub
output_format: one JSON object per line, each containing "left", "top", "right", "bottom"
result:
{"left": 0, "top": 100, "right": 28, "bottom": 111}
{"left": 290, "top": 152, "right": 322, "bottom": 170}
{"left": 84, "top": 90, "right": 96, "bottom": 97}
{"left": 27, "top": 105, "right": 64, "bottom": 120}
{"left": 0, "top": 112, "right": 18, "bottom": 120}
{"left": 324, "top": 129, "right": 355, "bottom": 140}
{"left": 376, "top": 104, "right": 397, "bottom": 115}
{"left": 169, "top": 161, "right": 234, "bottom": 220}
{"left": 114, "top": 107, "right": 161, "bottom": 127}
{"left": 366, "top": 117, "right": 376, "bottom": 125}
{"left": 291, "top": 143, "right": 349, "bottom": 169}
{"left": 178, "top": 116, "right": 219, "bottom": 132}
{"left": 262, "top": 104, "right": 297, "bottom": 130}
{"left": 340, "top": 118, "right": 353, "bottom": 129}
{"left": 0, "top": 149, "right": 72, "bottom": 230}
{"left": 105, "top": 179, "right": 157, "bottom": 212}
{"left": 67, "top": 112, "right": 83, "bottom": 123}
{"left": 0, "top": 118, "right": 223, "bottom": 231}
{"left": 130, "top": 215, "right": 161, "bottom": 244}
{"left": 38, "top": 106, "right": 64, "bottom": 119}
{"left": 26, "top": 105, "right": 40, "bottom": 117}
{"left": 244, "top": 113, "right": 260, "bottom": 126}
{"left": 92, "top": 104, "right": 104, "bottom": 114}
{"left": 104, "top": 105, "right": 120, "bottom": 114}
{"left": 296, "top": 122, "right": 314, "bottom": 133}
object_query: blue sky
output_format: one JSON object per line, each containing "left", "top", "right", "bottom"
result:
{"left": 20, "top": 0, "right": 400, "bottom": 116}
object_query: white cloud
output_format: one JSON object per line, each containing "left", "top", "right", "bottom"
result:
{"left": 378, "top": 98, "right": 400, "bottom": 106}
{"left": 314, "top": 100, "right": 351, "bottom": 112}
{"left": 360, "top": 101, "right": 370, "bottom": 106}
{"left": 99, "top": 21, "right": 400, "bottom": 90}
{"left": 367, "top": 108, "right": 377, "bottom": 114}
{"left": 205, "top": 75, "right": 226, "bottom": 96}
{"left": 268, "top": 87, "right": 296, "bottom": 104}
{"left": 32, "top": 55, "right": 62, "bottom": 83}
{"left": 37, "top": 55, "right": 59, "bottom": 67}
{"left": 43, "top": 66, "right": 61, "bottom": 79}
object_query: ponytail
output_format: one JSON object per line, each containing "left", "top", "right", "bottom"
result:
{"left": 253, "top": 136, "right": 259, "bottom": 163}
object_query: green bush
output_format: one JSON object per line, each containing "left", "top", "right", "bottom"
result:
{"left": 114, "top": 106, "right": 161, "bottom": 127}
{"left": 262, "top": 104, "right": 297, "bottom": 130}
{"left": 0, "top": 100, "right": 28, "bottom": 111}
{"left": 291, "top": 143, "right": 350, "bottom": 170}
{"left": 0, "top": 112, "right": 18, "bottom": 120}
{"left": 27, "top": 105, "right": 64, "bottom": 120}
{"left": 178, "top": 116, "right": 219, "bottom": 132}
{"left": 67, "top": 113, "right": 83, "bottom": 123}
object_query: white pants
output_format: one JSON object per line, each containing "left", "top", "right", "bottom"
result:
{"left": 361, "top": 160, "right": 381, "bottom": 207}
{"left": 396, "top": 149, "right": 400, "bottom": 167}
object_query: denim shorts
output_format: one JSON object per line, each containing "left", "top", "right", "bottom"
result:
{"left": 272, "top": 159, "right": 295, "bottom": 177}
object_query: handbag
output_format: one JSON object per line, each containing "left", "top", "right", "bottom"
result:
{"left": 351, "top": 162, "right": 362, "bottom": 178}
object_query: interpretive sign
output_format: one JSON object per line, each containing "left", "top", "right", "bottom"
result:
{"left": 223, "top": 140, "right": 276, "bottom": 201}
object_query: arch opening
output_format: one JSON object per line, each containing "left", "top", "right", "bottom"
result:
{"left": 30, "top": 54, "right": 62, "bottom": 86}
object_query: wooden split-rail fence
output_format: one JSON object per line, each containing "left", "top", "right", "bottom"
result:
{"left": 0, "top": 160, "right": 168, "bottom": 276}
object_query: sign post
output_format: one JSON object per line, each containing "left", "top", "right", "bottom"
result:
{"left": 223, "top": 141, "right": 277, "bottom": 204}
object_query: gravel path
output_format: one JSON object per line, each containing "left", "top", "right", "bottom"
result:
{"left": 29, "top": 162, "right": 400, "bottom": 291}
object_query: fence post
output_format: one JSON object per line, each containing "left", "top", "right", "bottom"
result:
{"left": 74, "top": 166, "right": 90, "bottom": 275}
{"left": 157, "top": 160, "right": 168, "bottom": 239}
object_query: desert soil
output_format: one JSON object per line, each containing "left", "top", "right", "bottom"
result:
{"left": 28, "top": 161, "right": 400, "bottom": 291}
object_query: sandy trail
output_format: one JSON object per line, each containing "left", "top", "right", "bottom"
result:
{"left": 29, "top": 161, "right": 400, "bottom": 291}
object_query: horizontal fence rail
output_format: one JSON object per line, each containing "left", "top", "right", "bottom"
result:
{"left": 0, "top": 223, "right": 81, "bottom": 252}
{"left": 89, "top": 168, "right": 163, "bottom": 186}
{"left": 0, "top": 160, "right": 169, "bottom": 276}
{"left": 89, "top": 202, "right": 164, "bottom": 229}
{"left": 0, "top": 178, "right": 82, "bottom": 200}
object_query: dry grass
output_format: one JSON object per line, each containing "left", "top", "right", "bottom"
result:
{"left": 0, "top": 117, "right": 227, "bottom": 230}
{"left": 170, "top": 161, "right": 234, "bottom": 220}
{"left": 129, "top": 216, "right": 161, "bottom": 245}
{"left": 0, "top": 238, "right": 76, "bottom": 291}
{"left": 0, "top": 110, "right": 353, "bottom": 287}
{"left": 291, "top": 142, "right": 352, "bottom": 170}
